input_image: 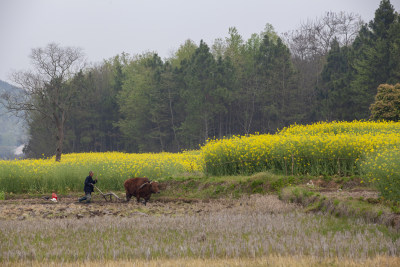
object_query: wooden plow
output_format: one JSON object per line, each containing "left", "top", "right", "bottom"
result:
{"left": 93, "top": 185, "right": 124, "bottom": 202}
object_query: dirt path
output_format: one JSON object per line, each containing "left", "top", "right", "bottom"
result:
{"left": 319, "top": 189, "right": 379, "bottom": 200}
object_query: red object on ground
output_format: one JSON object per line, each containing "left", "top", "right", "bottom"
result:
{"left": 52, "top": 192, "right": 58, "bottom": 200}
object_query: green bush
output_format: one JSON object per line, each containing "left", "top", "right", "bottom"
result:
{"left": 0, "top": 191, "right": 4, "bottom": 200}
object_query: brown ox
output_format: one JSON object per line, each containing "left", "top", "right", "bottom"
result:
{"left": 124, "top": 177, "right": 160, "bottom": 205}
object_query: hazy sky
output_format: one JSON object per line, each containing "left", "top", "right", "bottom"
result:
{"left": 1, "top": 0, "right": 399, "bottom": 83}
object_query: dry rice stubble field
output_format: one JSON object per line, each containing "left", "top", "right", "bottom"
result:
{"left": 1, "top": 193, "right": 399, "bottom": 266}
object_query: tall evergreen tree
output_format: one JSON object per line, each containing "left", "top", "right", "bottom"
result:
{"left": 318, "top": 39, "right": 354, "bottom": 120}
{"left": 211, "top": 56, "right": 235, "bottom": 139}
{"left": 117, "top": 53, "right": 170, "bottom": 152}
{"left": 256, "top": 35, "right": 298, "bottom": 132}
{"left": 233, "top": 33, "right": 262, "bottom": 134}
{"left": 388, "top": 10, "right": 400, "bottom": 83}
{"left": 350, "top": 0, "right": 398, "bottom": 119}
{"left": 179, "top": 40, "right": 217, "bottom": 147}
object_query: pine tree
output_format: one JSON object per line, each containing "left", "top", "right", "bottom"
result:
{"left": 318, "top": 39, "right": 354, "bottom": 120}
{"left": 256, "top": 35, "right": 297, "bottom": 132}
{"left": 179, "top": 40, "right": 217, "bottom": 146}
{"left": 350, "top": 0, "right": 398, "bottom": 119}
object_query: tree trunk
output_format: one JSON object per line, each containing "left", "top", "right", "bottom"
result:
{"left": 167, "top": 88, "right": 180, "bottom": 151}
{"left": 55, "top": 123, "right": 64, "bottom": 162}
{"left": 204, "top": 112, "right": 209, "bottom": 143}
{"left": 54, "top": 110, "right": 65, "bottom": 162}
{"left": 56, "top": 125, "right": 64, "bottom": 161}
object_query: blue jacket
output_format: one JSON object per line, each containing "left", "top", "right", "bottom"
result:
{"left": 84, "top": 175, "right": 97, "bottom": 194}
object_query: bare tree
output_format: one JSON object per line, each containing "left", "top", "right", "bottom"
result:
{"left": 284, "top": 11, "right": 363, "bottom": 60}
{"left": 281, "top": 11, "right": 363, "bottom": 113}
{"left": 2, "top": 43, "right": 85, "bottom": 161}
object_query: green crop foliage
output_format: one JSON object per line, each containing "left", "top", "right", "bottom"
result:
{"left": 360, "top": 149, "right": 400, "bottom": 203}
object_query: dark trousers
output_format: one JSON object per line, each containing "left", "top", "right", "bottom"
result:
{"left": 78, "top": 192, "right": 92, "bottom": 203}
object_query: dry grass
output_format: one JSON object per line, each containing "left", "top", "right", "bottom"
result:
{"left": 1, "top": 195, "right": 399, "bottom": 265}
{"left": 1, "top": 205, "right": 399, "bottom": 262}
{"left": 3, "top": 256, "right": 400, "bottom": 267}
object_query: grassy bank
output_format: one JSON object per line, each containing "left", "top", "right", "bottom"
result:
{"left": 157, "top": 172, "right": 306, "bottom": 199}
{"left": 0, "top": 171, "right": 307, "bottom": 200}
{"left": 280, "top": 186, "right": 400, "bottom": 230}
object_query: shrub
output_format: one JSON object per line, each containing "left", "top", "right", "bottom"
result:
{"left": 370, "top": 83, "right": 400, "bottom": 121}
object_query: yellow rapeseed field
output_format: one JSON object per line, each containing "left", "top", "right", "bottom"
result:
{"left": 0, "top": 151, "right": 203, "bottom": 193}
{"left": 201, "top": 120, "right": 400, "bottom": 176}
{"left": 1, "top": 120, "right": 399, "bottom": 194}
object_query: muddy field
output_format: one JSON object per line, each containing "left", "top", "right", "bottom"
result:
{"left": 0, "top": 182, "right": 382, "bottom": 221}
{"left": 0, "top": 193, "right": 298, "bottom": 221}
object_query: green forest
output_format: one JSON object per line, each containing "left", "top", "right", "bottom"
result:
{"left": 5, "top": 0, "right": 400, "bottom": 158}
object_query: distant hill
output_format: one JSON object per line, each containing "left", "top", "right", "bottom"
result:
{"left": 0, "top": 80, "right": 27, "bottom": 158}
{"left": 0, "top": 80, "right": 18, "bottom": 92}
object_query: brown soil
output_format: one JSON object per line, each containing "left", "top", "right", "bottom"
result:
{"left": 0, "top": 194, "right": 297, "bottom": 221}
{"left": 0, "top": 178, "right": 384, "bottom": 222}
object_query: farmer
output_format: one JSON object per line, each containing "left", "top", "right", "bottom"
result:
{"left": 78, "top": 171, "right": 98, "bottom": 203}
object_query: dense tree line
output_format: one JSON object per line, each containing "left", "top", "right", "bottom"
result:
{"left": 317, "top": 0, "right": 400, "bottom": 120}
{"left": 21, "top": 0, "right": 400, "bottom": 158}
